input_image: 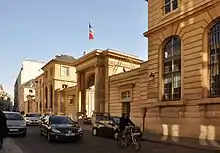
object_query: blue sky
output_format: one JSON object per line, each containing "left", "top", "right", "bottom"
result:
{"left": 0, "top": 0, "right": 148, "bottom": 96}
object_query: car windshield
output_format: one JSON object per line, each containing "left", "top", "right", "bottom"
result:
{"left": 5, "top": 113, "right": 23, "bottom": 120}
{"left": 113, "top": 117, "right": 120, "bottom": 125}
{"left": 26, "top": 114, "right": 39, "bottom": 117}
{"left": 50, "top": 116, "right": 74, "bottom": 124}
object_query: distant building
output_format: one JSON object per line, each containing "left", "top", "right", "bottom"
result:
{"left": 14, "top": 60, "right": 45, "bottom": 112}
{"left": 0, "top": 85, "right": 13, "bottom": 111}
{"left": 0, "top": 85, "right": 4, "bottom": 96}
{"left": 22, "top": 79, "right": 37, "bottom": 113}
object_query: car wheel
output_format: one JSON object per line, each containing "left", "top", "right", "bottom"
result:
{"left": 47, "top": 132, "right": 52, "bottom": 142}
{"left": 40, "top": 130, "right": 43, "bottom": 136}
{"left": 21, "top": 132, "right": 26, "bottom": 137}
{"left": 113, "top": 131, "right": 119, "bottom": 140}
{"left": 92, "top": 128, "right": 98, "bottom": 136}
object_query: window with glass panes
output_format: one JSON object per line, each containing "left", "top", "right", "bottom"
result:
{"left": 163, "top": 37, "right": 181, "bottom": 100}
{"left": 209, "top": 21, "right": 220, "bottom": 97}
{"left": 60, "top": 66, "right": 70, "bottom": 77}
{"left": 164, "top": 0, "right": 178, "bottom": 14}
{"left": 121, "top": 91, "right": 131, "bottom": 102}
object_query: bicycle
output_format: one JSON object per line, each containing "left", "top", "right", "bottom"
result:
{"left": 116, "top": 125, "right": 142, "bottom": 152}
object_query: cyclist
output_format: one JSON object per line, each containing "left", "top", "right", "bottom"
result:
{"left": 119, "top": 113, "right": 135, "bottom": 138}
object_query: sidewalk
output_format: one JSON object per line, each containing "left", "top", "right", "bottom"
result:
{"left": 81, "top": 124, "right": 220, "bottom": 151}
{"left": 0, "top": 138, "right": 24, "bottom": 153}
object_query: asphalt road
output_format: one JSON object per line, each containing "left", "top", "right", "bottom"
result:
{"left": 10, "top": 126, "right": 215, "bottom": 153}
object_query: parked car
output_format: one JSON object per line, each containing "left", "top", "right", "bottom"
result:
{"left": 24, "top": 113, "right": 41, "bottom": 125}
{"left": 92, "top": 116, "right": 142, "bottom": 139}
{"left": 3, "top": 111, "right": 26, "bottom": 137}
{"left": 39, "top": 115, "right": 83, "bottom": 142}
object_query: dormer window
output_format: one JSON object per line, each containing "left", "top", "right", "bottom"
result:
{"left": 62, "top": 84, "right": 68, "bottom": 89}
{"left": 164, "top": 0, "right": 178, "bottom": 14}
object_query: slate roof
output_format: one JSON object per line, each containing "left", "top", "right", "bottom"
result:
{"left": 22, "top": 79, "right": 35, "bottom": 87}
{"left": 42, "top": 54, "right": 76, "bottom": 69}
{"left": 54, "top": 55, "right": 76, "bottom": 63}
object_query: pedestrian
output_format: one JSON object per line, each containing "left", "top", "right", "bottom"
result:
{"left": 0, "top": 108, "right": 8, "bottom": 149}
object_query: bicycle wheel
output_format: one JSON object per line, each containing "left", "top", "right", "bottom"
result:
{"left": 131, "top": 136, "right": 141, "bottom": 152}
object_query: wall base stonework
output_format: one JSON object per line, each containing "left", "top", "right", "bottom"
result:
{"left": 140, "top": 104, "right": 220, "bottom": 141}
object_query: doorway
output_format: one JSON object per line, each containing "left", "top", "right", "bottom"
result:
{"left": 122, "top": 102, "right": 130, "bottom": 117}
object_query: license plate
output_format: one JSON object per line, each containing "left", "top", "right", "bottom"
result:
{"left": 133, "top": 133, "right": 140, "bottom": 136}
{"left": 10, "top": 129, "right": 18, "bottom": 132}
{"left": 65, "top": 133, "right": 75, "bottom": 136}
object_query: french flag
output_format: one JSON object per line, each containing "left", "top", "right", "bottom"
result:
{"left": 89, "top": 22, "right": 94, "bottom": 40}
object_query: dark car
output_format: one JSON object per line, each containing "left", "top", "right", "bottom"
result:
{"left": 92, "top": 116, "right": 142, "bottom": 139}
{"left": 39, "top": 115, "right": 83, "bottom": 142}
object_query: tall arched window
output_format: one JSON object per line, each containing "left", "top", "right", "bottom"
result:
{"left": 209, "top": 21, "right": 220, "bottom": 97}
{"left": 163, "top": 37, "right": 181, "bottom": 100}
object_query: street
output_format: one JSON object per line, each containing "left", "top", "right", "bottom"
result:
{"left": 8, "top": 126, "right": 215, "bottom": 153}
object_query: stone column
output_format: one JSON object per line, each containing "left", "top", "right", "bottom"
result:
{"left": 100, "top": 66, "right": 105, "bottom": 113}
{"left": 81, "top": 72, "right": 86, "bottom": 112}
{"left": 57, "top": 90, "right": 61, "bottom": 114}
{"left": 95, "top": 66, "right": 101, "bottom": 113}
{"left": 76, "top": 72, "right": 81, "bottom": 115}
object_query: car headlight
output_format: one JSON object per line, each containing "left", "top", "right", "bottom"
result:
{"left": 51, "top": 128, "right": 60, "bottom": 133}
{"left": 77, "top": 128, "right": 82, "bottom": 132}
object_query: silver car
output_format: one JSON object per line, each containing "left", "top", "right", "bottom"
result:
{"left": 3, "top": 111, "right": 27, "bottom": 137}
{"left": 25, "top": 113, "right": 40, "bottom": 125}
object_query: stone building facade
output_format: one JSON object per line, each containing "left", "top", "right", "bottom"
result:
{"left": 73, "top": 49, "right": 142, "bottom": 118}
{"left": 34, "top": 74, "right": 44, "bottom": 114}
{"left": 41, "top": 55, "right": 77, "bottom": 114}
{"left": 29, "top": 0, "right": 220, "bottom": 141}
{"left": 108, "top": 0, "right": 220, "bottom": 140}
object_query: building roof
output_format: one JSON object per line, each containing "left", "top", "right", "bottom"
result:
{"left": 54, "top": 54, "right": 76, "bottom": 63}
{"left": 22, "top": 79, "right": 35, "bottom": 88}
{"left": 42, "top": 54, "right": 76, "bottom": 69}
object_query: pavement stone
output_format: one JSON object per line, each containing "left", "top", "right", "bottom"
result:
{"left": 80, "top": 124, "right": 220, "bottom": 151}
{"left": 0, "top": 138, "right": 24, "bottom": 153}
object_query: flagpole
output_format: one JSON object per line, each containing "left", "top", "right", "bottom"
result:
{"left": 87, "top": 21, "right": 94, "bottom": 54}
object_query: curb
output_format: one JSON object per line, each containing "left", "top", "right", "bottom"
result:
{"left": 81, "top": 126, "right": 220, "bottom": 152}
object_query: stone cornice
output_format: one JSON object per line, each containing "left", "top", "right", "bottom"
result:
{"left": 73, "top": 49, "right": 144, "bottom": 67}
{"left": 144, "top": 0, "right": 219, "bottom": 37}
{"left": 73, "top": 49, "right": 102, "bottom": 66}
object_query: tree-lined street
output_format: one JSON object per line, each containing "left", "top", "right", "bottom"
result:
{"left": 10, "top": 126, "right": 214, "bottom": 153}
